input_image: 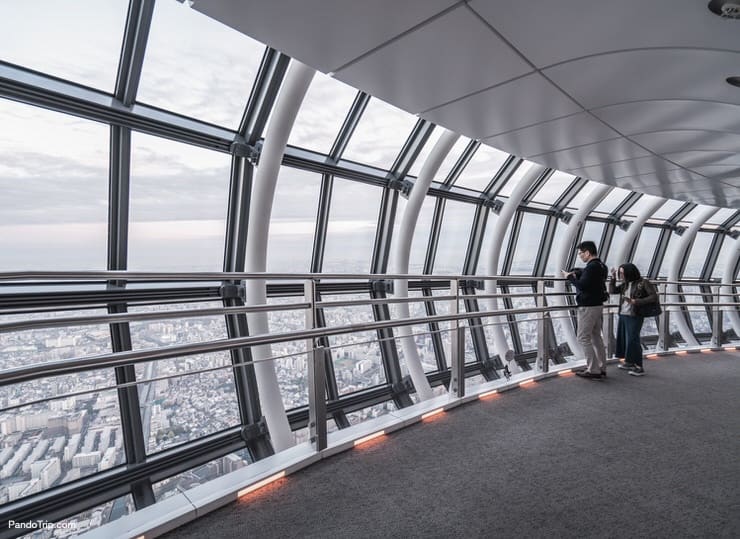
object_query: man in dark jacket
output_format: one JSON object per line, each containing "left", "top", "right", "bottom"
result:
{"left": 561, "top": 241, "right": 609, "bottom": 379}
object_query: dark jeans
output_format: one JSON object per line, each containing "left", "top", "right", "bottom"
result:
{"left": 616, "top": 314, "right": 644, "bottom": 367}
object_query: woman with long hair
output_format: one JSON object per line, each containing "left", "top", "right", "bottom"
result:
{"left": 609, "top": 263, "right": 658, "bottom": 376}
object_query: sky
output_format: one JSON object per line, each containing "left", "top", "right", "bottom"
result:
{"left": 0, "top": 0, "right": 734, "bottom": 275}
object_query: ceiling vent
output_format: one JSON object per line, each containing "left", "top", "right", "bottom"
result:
{"left": 708, "top": 0, "right": 740, "bottom": 19}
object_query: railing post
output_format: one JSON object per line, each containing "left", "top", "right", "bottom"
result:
{"left": 449, "top": 279, "right": 465, "bottom": 398}
{"left": 536, "top": 280, "right": 549, "bottom": 373}
{"left": 657, "top": 283, "right": 669, "bottom": 352}
{"left": 305, "top": 279, "right": 327, "bottom": 451}
{"left": 711, "top": 285, "right": 722, "bottom": 348}
{"left": 604, "top": 306, "right": 615, "bottom": 359}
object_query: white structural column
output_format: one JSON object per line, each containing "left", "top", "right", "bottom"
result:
{"left": 245, "top": 61, "right": 315, "bottom": 451}
{"left": 666, "top": 205, "right": 719, "bottom": 347}
{"left": 721, "top": 237, "right": 740, "bottom": 337}
{"left": 550, "top": 183, "right": 612, "bottom": 359}
{"left": 391, "top": 129, "right": 459, "bottom": 401}
{"left": 484, "top": 164, "right": 547, "bottom": 364}
{"left": 613, "top": 196, "right": 667, "bottom": 266}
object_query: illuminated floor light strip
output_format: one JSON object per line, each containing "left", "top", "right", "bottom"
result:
{"left": 724, "top": 346, "right": 737, "bottom": 351}
{"left": 676, "top": 351, "right": 688, "bottom": 355}
{"left": 354, "top": 431, "right": 385, "bottom": 446}
{"left": 701, "top": 348, "right": 713, "bottom": 353}
{"left": 558, "top": 370, "right": 575, "bottom": 377}
{"left": 421, "top": 408, "right": 445, "bottom": 420}
{"left": 646, "top": 354, "right": 659, "bottom": 359}
{"left": 478, "top": 389, "right": 498, "bottom": 399}
{"left": 519, "top": 379, "right": 536, "bottom": 387}
{"left": 237, "top": 471, "right": 286, "bottom": 498}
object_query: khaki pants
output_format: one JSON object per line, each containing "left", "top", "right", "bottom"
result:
{"left": 577, "top": 305, "right": 606, "bottom": 374}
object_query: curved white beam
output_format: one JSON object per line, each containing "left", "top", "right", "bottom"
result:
{"left": 483, "top": 163, "right": 547, "bottom": 366}
{"left": 721, "top": 237, "right": 740, "bottom": 338}
{"left": 391, "top": 129, "right": 459, "bottom": 401}
{"left": 245, "top": 61, "right": 315, "bottom": 451}
{"left": 666, "top": 205, "right": 719, "bottom": 347}
{"left": 613, "top": 196, "right": 666, "bottom": 266}
{"left": 551, "top": 183, "right": 612, "bottom": 359}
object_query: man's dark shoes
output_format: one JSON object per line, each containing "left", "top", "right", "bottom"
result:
{"left": 618, "top": 363, "right": 636, "bottom": 371}
{"left": 575, "top": 371, "right": 602, "bottom": 379}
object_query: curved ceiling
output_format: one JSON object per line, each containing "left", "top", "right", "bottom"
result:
{"left": 193, "top": 0, "right": 740, "bottom": 208}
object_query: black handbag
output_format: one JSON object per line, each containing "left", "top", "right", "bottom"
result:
{"left": 635, "top": 301, "right": 662, "bottom": 317}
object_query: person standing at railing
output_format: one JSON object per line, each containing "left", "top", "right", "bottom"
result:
{"left": 609, "top": 263, "right": 659, "bottom": 377}
{"left": 561, "top": 241, "right": 609, "bottom": 379}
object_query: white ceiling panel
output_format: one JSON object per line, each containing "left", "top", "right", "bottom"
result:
{"left": 333, "top": 6, "right": 531, "bottom": 113}
{"left": 593, "top": 101, "right": 740, "bottom": 135}
{"left": 569, "top": 156, "right": 682, "bottom": 182}
{"left": 614, "top": 170, "right": 709, "bottom": 190}
{"left": 544, "top": 50, "right": 740, "bottom": 110}
{"left": 192, "top": 0, "right": 458, "bottom": 73}
{"left": 468, "top": 0, "right": 740, "bottom": 68}
{"left": 663, "top": 151, "right": 740, "bottom": 169}
{"left": 630, "top": 131, "right": 740, "bottom": 154}
{"left": 530, "top": 138, "right": 650, "bottom": 171}
{"left": 422, "top": 73, "right": 581, "bottom": 139}
{"left": 482, "top": 113, "right": 619, "bottom": 158}
{"left": 689, "top": 165, "right": 740, "bottom": 183}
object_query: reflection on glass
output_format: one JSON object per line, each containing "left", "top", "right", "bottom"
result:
{"left": 322, "top": 293, "right": 385, "bottom": 395}
{"left": 454, "top": 145, "right": 508, "bottom": 192}
{"left": 632, "top": 226, "right": 661, "bottom": 275}
{"left": 509, "top": 213, "right": 546, "bottom": 275}
{"left": 341, "top": 97, "right": 417, "bottom": 170}
{"left": 51, "top": 494, "right": 134, "bottom": 536}
{"left": 0, "top": 0, "right": 128, "bottom": 92}
{"left": 530, "top": 170, "right": 576, "bottom": 204}
{"left": 288, "top": 73, "right": 357, "bottom": 154}
{"left": 129, "top": 303, "right": 239, "bottom": 454}
{"left": 268, "top": 167, "right": 321, "bottom": 272}
{"left": 434, "top": 200, "right": 476, "bottom": 274}
{"left": 138, "top": 0, "right": 265, "bottom": 127}
{"left": 322, "top": 179, "right": 381, "bottom": 273}
{"left": 153, "top": 449, "right": 251, "bottom": 501}
{"left": 0, "top": 99, "right": 108, "bottom": 270}
{"left": 683, "top": 232, "right": 714, "bottom": 278}
{"left": 129, "top": 132, "right": 230, "bottom": 271}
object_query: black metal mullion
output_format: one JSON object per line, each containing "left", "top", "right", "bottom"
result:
{"left": 482, "top": 156, "right": 522, "bottom": 197}
{"left": 443, "top": 140, "right": 479, "bottom": 187}
{"left": 329, "top": 91, "right": 370, "bottom": 160}
{"left": 239, "top": 49, "right": 291, "bottom": 143}
{"left": 115, "top": 0, "right": 154, "bottom": 106}
{"left": 388, "top": 119, "right": 435, "bottom": 181}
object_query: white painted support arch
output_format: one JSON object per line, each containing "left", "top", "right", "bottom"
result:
{"left": 613, "top": 196, "right": 666, "bottom": 268}
{"left": 665, "top": 205, "right": 719, "bottom": 347}
{"left": 391, "top": 129, "right": 459, "bottom": 401}
{"left": 245, "top": 61, "right": 315, "bottom": 452}
{"left": 721, "top": 237, "right": 740, "bottom": 338}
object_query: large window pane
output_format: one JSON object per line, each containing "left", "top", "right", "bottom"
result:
{"left": 683, "top": 232, "right": 715, "bottom": 278}
{"left": 322, "top": 179, "right": 382, "bottom": 273}
{"left": 268, "top": 168, "right": 321, "bottom": 273}
{"left": 401, "top": 197, "right": 436, "bottom": 274}
{"left": 651, "top": 199, "right": 686, "bottom": 221}
{"left": 713, "top": 238, "right": 739, "bottom": 278}
{"left": 510, "top": 286, "right": 538, "bottom": 352}
{"left": 129, "top": 302, "right": 240, "bottom": 454}
{"left": 434, "top": 201, "right": 476, "bottom": 274}
{"left": 605, "top": 227, "right": 627, "bottom": 269}
{"left": 138, "top": 0, "right": 264, "bottom": 128}
{"left": 566, "top": 181, "right": 599, "bottom": 210}
{"left": 510, "top": 213, "right": 546, "bottom": 275}
{"left": 594, "top": 187, "right": 630, "bottom": 215}
{"left": 623, "top": 194, "right": 664, "bottom": 219}
{"left": 0, "top": 99, "right": 108, "bottom": 270}
{"left": 341, "top": 98, "right": 417, "bottom": 170}
{"left": 657, "top": 232, "right": 679, "bottom": 277}
{"left": 288, "top": 73, "right": 358, "bottom": 154}
{"left": 580, "top": 220, "right": 606, "bottom": 256}
{"left": 632, "top": 227, "right": 661, "bottom": 274}
{"left": 268, "top": 296, "right": 309, "bottom": 410}
{"left": 454, "top": 145, "right": 508, "bottom": 192}
{"left": 497, "top": 161, "right": 536, "bottom": 198}
{"left": 705, "top": 208, "right": 736, "bottom": 225}
{"left": 407, "top": 128, "right": 443, "bottom": 178}
{"left": 129, "top": 133, "right": 230, "bottom": 271}
{"left": 476, "top": 209, "right": 499, "bottom": 276}
{"left": 433, "top": 137, "right": 471, "bottom": 182}
{"left": 530, "top": 171, "right": 576, "bottom": 205}
{"left": 0, "top": 0, "right": 127, "bottom": 92}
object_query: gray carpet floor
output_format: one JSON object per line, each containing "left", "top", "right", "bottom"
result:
{"left": 164, "top": 352, "right": 740, "bottom": 539}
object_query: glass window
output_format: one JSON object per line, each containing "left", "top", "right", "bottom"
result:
{"left": 476, "top": 209, "right": 499, "bottom": 276}
{"left": 683, "top": 232, "right": 715, "bottom": 278}
{"left": 454, "top": 145, "right": 509, "bottom": 192}
{"left": 268, "top": 296, "right": 309, "bottom": 410}
{"left": 0, "top": 0, "right": 128, "bottom": 92}
{"left": 0, "top": 99, "right": 108, "bottom": 270}
{"left": 434, "top": 201, "right": 477, "bottom": 274}
{"left": 680, "top": 204, "right": 714, "bottom": 226}
{"left": 391, "top": 290, "right": 440, "bottom": 374}
{"left": 580, "top": 220, "right": 606, "bottom": 256}
{"left": 510, "top": 286, "right": 538, "bottom": 352}
{"left": 632, "top": 227, "right": 661, "bottom": 274}
{"left": 565, "top": 181, "right": 598, "bottom": 211}
{"left": 407, "top": 127, "right": 443, "bottom": 178}
{"left": 406, "top": 196, "right": 436, "bottom": 274}
{"left": 657, "top": 232, "right": 679, "bottom": 277}
{"left": 605, "top": 227, "right": 627, "bottom": 269}
{"left": 497, "top": 221, "right": 514, "bottom": 275}
{"left": 345, "top": 402, "right": 397, "bottom": 426}
{"left": 50, "top": 494, "right": 134, "bottom": 536}
{"left": 712, "top": 238, "right": 738, "bottom": 278}
{"left": 321, "top": 293, "right": 385, "bottom": 395}
{"left": 509, "top": 213, "right": 546, "bottom": 275}
{"left": 433, "top": 137, "right": 471, "bottom": 182}
{"left": 705, "top": 208, "right": 736, "bottom": 225}
{"left": 268, "top": 167, "right": 321, "bottom": 272}
{"left": 138, "top": 0, "right": 265, "bottom": 128}
{"left": 129, "top": 302, "right": 240, "bottom": 454}
{"left": 623, "top": 194, "right": 664, "bottom": 219}
{"left": 288, "top": 73, "right": 358, "bottom": 154}
{"left": 497, "top": 160, "right": 536, "bottom": 198}
{"left": 322, "top": 179, "right": 382, "bottom": 273}
{"left": 651, "top": 199, "right": 686, "bottom": 221}
{"left": 129, "top": 132, "right": 230, "bottom": 271}
{"left": 544, "top": 220, "right": 564, "bottom": 277}
{"left": 530, "top": 170, "right": 576, "bottom": 205}
{"left": 340, "top": 97, "right": 418, "bottom": 170}
{"left": 681, "top": 286, "right": 711, "bottom": 337}
{"left": 594, "top": 187, "right": 631, "bottom": 215}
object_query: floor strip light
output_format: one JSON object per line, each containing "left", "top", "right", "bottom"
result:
{"left": 237, "top": 471, "right": 286, "bottom": 498}
{"left": 421, "top": 408, "right": 445, "bottom": 420}
{"left": 519, "top": 379, "right": 536, "bottom": 388}
{"left": 700, "top": 348, "right": 713, "bottom": 353}
{"left": 558, "top": 370, "right": 575, "bottom": 377}
{"left": 676, "top": 350, "right": 688, "bottom": 355}
{"left": 478, "top": 389, "right": 499, "bottom": 399}
{"left": 354, "top": 431, "right": 385, "bottom": 446}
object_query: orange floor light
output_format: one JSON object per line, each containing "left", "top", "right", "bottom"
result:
{"left": 519, "top": 379, "right": 536, "bottom": 388}
{"left": 354, "top": 431, "right": 386, "bottom": 446}
{"left": 238, "top": 471, "right": 286, "bottom": 498}
{"left": 558, "top": 370, "right": 575, "bottom": 377}
{"left": 478, "top": 389, "right": 499, "bottom": 400}
{"left": 421, "top": 408, "right": 445, "bottom": 420}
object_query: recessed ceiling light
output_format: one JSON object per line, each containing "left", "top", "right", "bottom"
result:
{"left": 727, "top": 76, "right": 740, "bottom": 88}
{"left": 708, "top": 0, "right": 740, "bottom": 19}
